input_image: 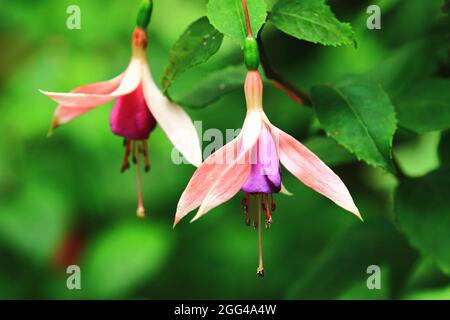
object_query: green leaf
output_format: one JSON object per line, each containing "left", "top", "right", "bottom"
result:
{"left": 395, "top": 78, "right": 450, "bottom": 133}
{"left": 162, "top": 17, "right": 223, "bottom": 92}
{"left": 395, "top": 169, "right": 450, "bottom": 275}
{"left": 404, "top": 285, "right": 450, "bottom": 300}
{"left": 287, "top": 220, "right": 417, "bottom": 299}
{"left": 0, "top": 183, "right": 69, "bottom": 266}
{"left": 82, "top": 222, "right": 173, "bottom": 299}
{"left": 439, "top": 131, "right": 450, "bottom": 166}
{"left": 304, "top": 136, "right": 355, "bottom": 167}
{"left": 176, "top": 65, "right": 247, "bottom": 108}
{"left": 269, "top": 0, "right": 354, "bottom": 46}
{"left": 311, "top": 75, "right": 397, "bottom": 173}
{"left": 207, "top": 0, "right": 267, "bottom": 45}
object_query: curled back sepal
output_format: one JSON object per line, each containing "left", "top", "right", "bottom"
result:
{"left": 136, "top": 0, "right": 153, "bottom": 29}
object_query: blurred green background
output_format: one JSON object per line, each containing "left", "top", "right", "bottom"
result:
{"left": 0, "top": 0, "right": 449, "bottom": 299}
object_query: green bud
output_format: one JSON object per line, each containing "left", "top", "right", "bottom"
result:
{"left": 136, "top": 0, "right": 153, "bottom": 29}
{"left": 243, "top": 37, "right": 260, "bottom": 70}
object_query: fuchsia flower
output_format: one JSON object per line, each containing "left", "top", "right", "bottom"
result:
{"left": 174, "top": 70, "right": 361, "bottom": 276}
{"left": 40, "top": 27, "right": 202, "bottom": 218}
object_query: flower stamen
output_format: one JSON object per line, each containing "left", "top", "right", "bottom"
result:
{"left": 242, "top": 193, "right": 250, "bottom": 226}
{"left": 132, "top": 141, "right": 138, "bottom": 164}
{"left": 264, "top": 194, "right": 272, "bottom": 229}
{"left": 141, "top": 140, "right": 150, "bottom": 172}
{"left": 121, "top": 140, "right": 132, "bottom": 173}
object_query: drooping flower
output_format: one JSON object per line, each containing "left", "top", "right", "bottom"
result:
{"left": 173, "top": 70, "right": 361, "bottom": 277}
{"left": 40, "top": 6, "right": 202, "bottom": 218}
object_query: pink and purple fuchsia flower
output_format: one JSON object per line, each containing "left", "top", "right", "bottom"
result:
{"left": 40, "top": 26, "right": 202, "bottom": 218}
{"left": 174, "top": 70, "right": 361, "bottom": 277}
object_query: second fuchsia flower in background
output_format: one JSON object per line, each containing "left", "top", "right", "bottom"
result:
{"left": 40, "top": 1, "right": 202, "bottom": 218}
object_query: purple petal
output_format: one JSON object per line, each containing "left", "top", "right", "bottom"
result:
{"left": 242, "top": 125, "right": 281, "bottom": 194}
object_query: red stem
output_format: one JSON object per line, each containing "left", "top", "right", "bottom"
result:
{"left": 242, "top": 0, "right": 253, "bottom": 37}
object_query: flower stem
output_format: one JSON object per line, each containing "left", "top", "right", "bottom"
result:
{"left": 241, "top": 0, "right": 253, "bottom": 37}
{"left": 257, "top": 32, "right": 312, "bottom": 107}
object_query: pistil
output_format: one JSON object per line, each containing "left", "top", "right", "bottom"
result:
{"left": 136, "top": 148, "right": 145, "bottom": 219}
{"left": 257, "top": 193, "right": 264, "bottom": 278}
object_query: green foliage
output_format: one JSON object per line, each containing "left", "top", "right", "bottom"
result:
{"left": 396, "top": 78, "right": 450, "bottom": 133}
{"left": 439, "top": 131, "right": 450, "bottom": 166}
{"left": 0, "top": 0, "right": 449, "bottom": 300}
{"left": 0, "top": 183, "right": 69, "bottom": 266}
{"left": 269, "top": 0, "right": 354, "bottom": 46}
{"left": 162, "top": 17, "right": 223, "bottom": 92}
{"left": 304, "top": 136, "right": 355, "bottom": 167}
{"left": 82, "top": 222, "right": 172, "bottom": 298}
{"left": 396, "top": 169, "right": 450, "bottom": 276}
{"left": 176, "top": 65, "right": 247, "bottom": 108}
{"left": 287, "top": 220, "right": 417, "bottom": 299}
{"left": 311, "top": 76, "right": 397, "bottom": 173}
{"left": 207, "top": 0, "right": 267, "bottom": 45}
{"left": 404, "top": 285, "right": 450, "bottom": 300}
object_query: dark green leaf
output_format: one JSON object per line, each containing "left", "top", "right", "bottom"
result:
{"left": 304, "top": 136, "right": 355, "bottom": 167}
{"left": 207, "top": 0, "right": 267, "bottom": 45}
{"left": 439, "top": 131, "right": 450, "bottom": 166}
{"left": 82, "top": 222, "right": 173, "bottom": 299}
{"left": 395, "top": 169, "right": 450, "bottom": 275}
{"left": 311, "top": 75, "right": 397, "bottom": 172}
{"left": 395, "top": 78, "right": 450, "bottom": 133}
{"left": 269, "top": 0, "right": 354, "bottom": 46}
{"left": 162, "top": 17, "right": 223, "bottom": 92}
{"left": 287, "top": 220, "right": 417, "bottom": 299}
{"left": 176, "top": 65, "right": 247, "bottom": 108}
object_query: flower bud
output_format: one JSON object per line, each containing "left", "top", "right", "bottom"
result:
{"left": 244, "top": 37, "right": 260, "bottom": 70}
{"left": 136, "top": 0, "right": 153, "bottom": 29}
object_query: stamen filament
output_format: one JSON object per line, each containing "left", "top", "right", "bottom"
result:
{"left": 132, "top": 141, "right": 137, "bottom": 164}
{"left": 264, "top": 194, "right": 272, "bottom": 229}
{"left": 121, "top": 140, "right": 132, "bottom": 173}
{"left": 244, "top": 193, "right": 250, "bottom": 226}
{"left": 141, "top": 140, "right": 150, "bottom": 172}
